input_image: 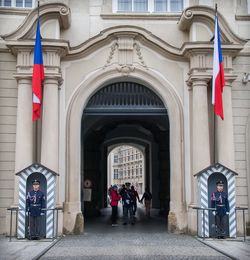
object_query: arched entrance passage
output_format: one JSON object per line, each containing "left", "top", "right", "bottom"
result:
{"left": 64, "top": 68, "right": 185, "bottom": 233}
{"left": 81, "top": 82, "right": 170, "bottom": 218}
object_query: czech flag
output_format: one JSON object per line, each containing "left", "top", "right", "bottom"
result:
{"left": 32, "top": 17, "right": 44, "bottom": 121}
{"left": 212, "top": 14, "right": 225, "bottom": 120}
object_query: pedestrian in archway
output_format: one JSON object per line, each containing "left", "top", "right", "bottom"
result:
{"left": 119, "top": 184, "right": 126, "bottom": 214}
{"left": 110, "top": 185, "right": 121, "bottom": 226}
{"left": 131, "top": 186, "right": 140, "bottom": 215}
{"left": 140, "top": 187, "right": 152, "bottom": 217}
{"left": 121, "top": 182, "right": 134, "bottom": 225}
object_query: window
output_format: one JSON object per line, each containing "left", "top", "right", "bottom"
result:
{"left": 118, "top": 0, "right": 132, "bottom": 12}
{"left": 114, "top": 154, "right": 118, "bottom": 163}
{"left": 155, "top": 0, "right": 167, "bottom": 12}
{"left": 114, "top": 169, "right": 118, "bottom": 179}
{"left": 1, "top": 0, "right": 11, "bottom": 6}
{"left": 118, "top": 0, "right": 148, "bottom": 12}
{"left": 114, "top": 0, "right": 185, "bottom": 13}
{"left": 170, "top": 0, "right": 183, "bottom": 12}
{"left": 0, "top": 0, "right": 34, "bottom": 8}
{"left": 17, "top": 0, "right": 32, "bottom": 8}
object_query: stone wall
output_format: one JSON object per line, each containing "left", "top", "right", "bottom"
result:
{"left": 232, "top": 53, "right": 250, "bottom": 222}
{"left": 0, "top": 51, "right": 17, "bottom": 234}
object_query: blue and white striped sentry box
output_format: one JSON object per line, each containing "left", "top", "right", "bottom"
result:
{"left": 16, "top": 163, "right": 58, "bottom": 239}
{"left": 195, "top": 163, "right": 238, "bottom": 238}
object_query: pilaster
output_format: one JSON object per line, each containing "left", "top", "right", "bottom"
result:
{"left": 215, "top": 76, "right": 237, "bottom": 170}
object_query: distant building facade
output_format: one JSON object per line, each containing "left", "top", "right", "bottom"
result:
{"left": 108, "top": 145, "right": 144, "bottom": 194}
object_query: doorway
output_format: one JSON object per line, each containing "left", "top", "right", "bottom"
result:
{"left": 81, "top": 82, "right": 170, "bottom": 221}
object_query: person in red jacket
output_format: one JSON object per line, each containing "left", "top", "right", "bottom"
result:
{"left": 110, "top": 185, "right": 121, "bottom": 226}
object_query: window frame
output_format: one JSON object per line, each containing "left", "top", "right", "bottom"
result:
{"left": 0, "top": 0, "right": 35, "bottom": 8}
{"left": 113, "top": 0, "right": 188, "bottom": 13}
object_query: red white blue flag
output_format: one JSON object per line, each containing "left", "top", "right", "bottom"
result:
{"left": 212, "top": 14, "right": 225, "bottom": 120}
{"left": 32, "top": 17, "right": 44, "bottom": 121}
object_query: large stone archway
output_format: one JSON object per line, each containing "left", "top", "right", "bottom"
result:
{"left": 64, "top": 66, "right": 185, "bottom": 233}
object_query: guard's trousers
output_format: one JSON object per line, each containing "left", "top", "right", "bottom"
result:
{"left": 215, "top": 214, "right": 227, "bottom": 236}
{"left": 30, "top": 215, "right": 41, "bottom": 238}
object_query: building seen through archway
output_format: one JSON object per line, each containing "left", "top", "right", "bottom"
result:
{"left": 108, "top": 145, "right": 145, "bottom": 195}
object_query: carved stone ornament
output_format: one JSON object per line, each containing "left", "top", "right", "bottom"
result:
{"left": 134, "top": 42, "right": 148, "bottom": 69}
{"left": 116, "top": 65, "right": 135, "bottom": 76}
{"left": 103, "top": 41, "right": 118, "bottom": 69}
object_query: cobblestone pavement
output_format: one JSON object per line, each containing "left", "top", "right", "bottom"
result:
{"left": 41, "top": 205, "right": 230, "bottom": 260}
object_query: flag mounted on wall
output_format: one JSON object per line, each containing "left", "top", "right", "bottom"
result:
{"left": 32, "top": 17, "right": 44, "bottom": 121}
{"left": 212, "top": 12, "right": 225, "bottom": 120}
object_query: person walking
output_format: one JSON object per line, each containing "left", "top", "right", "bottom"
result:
{"left": 211, "top": 180, "right": 229, "bottom": 239}
{"left": 121, "top": 182, "right": 134, "bottom": 225}
{"left": 110, "top": 185, "right": 121, "bottom": 226}
{"left": 140, "top": 187, "right": 152, "bottom": 217}
{"left": 131, "top": 186, "right": 140, "bottom": 215}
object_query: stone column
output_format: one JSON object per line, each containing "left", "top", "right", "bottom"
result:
{"left": 216, "top": 78, "right": 235, "bottom": 169}
{"left": 192, "top": 78, "right": 211, "bottom": 175}
{"left": 189, "top": 77, "right": 211, "bottom": 233}
{"left": 13, "top": 77, "right": 33, "bottom": 205}
{"left": 41, "top": 77, "right": 59, "bottom": 173}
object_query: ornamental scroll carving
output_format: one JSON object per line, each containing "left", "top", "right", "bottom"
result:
{"left": 103, "top": 35, "right": 147, "bottom": 75}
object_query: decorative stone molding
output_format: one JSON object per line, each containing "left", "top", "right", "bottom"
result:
{"left": 116, "top": 64, "right": 135, "bottom": 76}
{"left": 1, "top": 3, "right": 71, "bottom": 41}
{"left": 178, "top": 5, "right": 246, "bottom": 45}
{"left": 103, "top": 34, "right": 147, "bottom": 75}
{"left": 63, "top": 25, "right": 244, "bottom": 63}
{"left": 186, "top": 73, "right": 211, "bottom": 91}
{"left": 134, "top": 42, "right": 148, "bottom": 69}
{"left": 103, "top": 41, "right": 117, "bottom": 69}
{"left": 6, "top": 43, "right": 68, "bottom": 83}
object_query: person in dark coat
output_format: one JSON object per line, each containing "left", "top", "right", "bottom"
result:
{"left": 131, "top": 186, "right": 140, "bottom": 215}
{"left": 121, "top": 182, "right": 134, "bottom": 225}
{"left": 140, "top": 187, "right": 152, "bottom": 217}
{"left": 211, "top": 180, "right": 229, "bottom": 239}
{"left": 26, "top": 179, "right": 46, "bottom": 240}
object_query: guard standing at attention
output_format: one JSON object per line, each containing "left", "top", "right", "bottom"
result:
{"left": 211, "top": 180, "right": 229, "bottom": 239}
{"left": 26, "top": 179, "right": 46, "bottom": 240}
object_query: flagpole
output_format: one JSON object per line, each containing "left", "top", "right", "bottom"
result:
{"left": 213, "top": 4, "right": 217, "bottom": 164}
{"left": 35, "top": 0, "right": 40, "bottom": 163}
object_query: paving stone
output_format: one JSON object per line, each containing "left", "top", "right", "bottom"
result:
{"left": 41, "top": 206, "right": 230, "bottom": 260}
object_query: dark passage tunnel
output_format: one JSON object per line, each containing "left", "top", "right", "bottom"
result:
{"left": 80, "top": 82, "right": 170, "bottom": 221}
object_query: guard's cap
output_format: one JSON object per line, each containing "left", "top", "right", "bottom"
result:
{"left": 32, "top": 179, "right": 40, "bottom": 185}
{"left": 113, "top": 185, "right": 118, "bottom": 189}
{"left": 216, "top": 180, "right": 224, "bottom": 185}
{"left": 125, "top": 182, "right": 131, "bottom": 186}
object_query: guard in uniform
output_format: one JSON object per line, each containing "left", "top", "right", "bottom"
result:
{"left": 26, "top": 179, "right": 45, "bottom": 240}
{"left": 211, "top": 180, "right": 229, "bottom": 239}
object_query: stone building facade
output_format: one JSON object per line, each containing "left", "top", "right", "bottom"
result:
{"left": 0, "top": 0, "right": 249, "bottom": 235}
{"left": 108, "top": 145, "right": 144, "bottom": 194}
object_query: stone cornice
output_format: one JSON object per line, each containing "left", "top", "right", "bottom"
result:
{"left": 1, "top": 2, "right": 71, "bottom": 41}
{"left": 178, "top": 5, "right": 247, "bottom": 45}
{"left": 235, "top": 15, "right": 250, "bottom": 21}
{"left": 4, "top": 38, "right": 69, "bottom": 56}
{"left": 186, "top": 73, "right": 238, "bottom": 90}
{"left": 63, "top": 26, "right": 244, "bottom": 62}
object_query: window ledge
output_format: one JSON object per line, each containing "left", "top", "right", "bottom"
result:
{"left": 235, "top": 14, "right": 250, "bottom": 21}
{"left": 101, "top": 12, "right": 182, "bottom": 20}
{"left": 0, "top": 7, "right": 31, "bottom": 15}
